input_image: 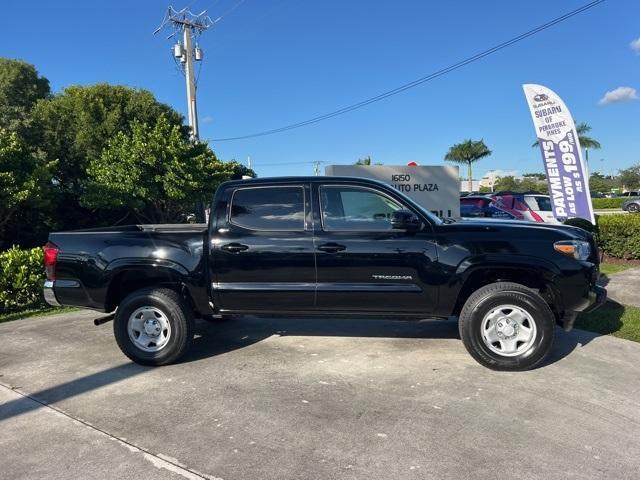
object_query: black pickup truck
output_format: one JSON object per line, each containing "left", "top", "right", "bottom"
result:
{"left": 44, "top": 176, "right": 606, "bottom": 370}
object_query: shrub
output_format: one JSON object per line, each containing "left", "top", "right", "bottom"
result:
{"left": 596, "top": 215, "right": 640, "bottom": 260}
{"left": 592, "top": 197, "right": 627, "bottom": 209}
{"left": 0, "top": 246, "right": 45, "bottom": 314}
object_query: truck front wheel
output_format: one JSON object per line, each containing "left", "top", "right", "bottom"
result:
{"left": 114, "top": 287, "right": 194, "bottom": 366}
{"left": 459, "top": 282, "right": 554, "bottom": 371}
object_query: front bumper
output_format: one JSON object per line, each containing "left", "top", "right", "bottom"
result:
{"left": 582, "top": 284, "right": 608, "bottom": 313}
{"left": 43, "top": 280, "right": 61, "bottom": 307}
{"left": 562, "top": 284, "right": 607, "bottom": 331}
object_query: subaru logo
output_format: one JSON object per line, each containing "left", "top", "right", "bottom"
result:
{"left": 533, "top": 94, "right": 549, "bottom": 102}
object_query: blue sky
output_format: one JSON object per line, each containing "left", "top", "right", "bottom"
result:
{"left": 2, "top": 0, "right": 638, "bottom": 178}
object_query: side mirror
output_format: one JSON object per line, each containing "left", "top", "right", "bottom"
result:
{"left": 391, "top": 209, "right": 421, "bottom": 231}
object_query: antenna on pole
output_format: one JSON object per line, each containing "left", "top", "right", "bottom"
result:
{"left": 155, "top": 6, "right": 215, "bottom": 143}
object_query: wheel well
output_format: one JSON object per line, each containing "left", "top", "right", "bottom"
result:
{"left": 451, "top": 268, "right": 559, "bottom": 320}
{"left": 105, "top": 270, "right": 195, "bottom": 313}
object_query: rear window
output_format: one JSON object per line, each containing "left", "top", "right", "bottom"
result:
{"left": 526, "top": 196, "right": 553, "bottom": 212}
{"left": 229, "top": 186, "right": 305, "bottom": 231}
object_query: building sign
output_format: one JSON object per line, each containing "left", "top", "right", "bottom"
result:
{"left": 522, "top": 84, "right": 595, "bottom": 224}
{"left": 325, "top": 165, "right": 460, "bottom": 219}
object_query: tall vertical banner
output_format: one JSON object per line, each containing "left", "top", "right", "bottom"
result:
{"left": 522, "top": 84, "right": 595, "bottom": 224}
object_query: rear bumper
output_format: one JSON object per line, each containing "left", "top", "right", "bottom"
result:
{"left": 562, "top": 284, "right": 607, "bottom": 331}
{"left": 43, "top": 280, "right": 61, "bottom": 307}
{"left": 43, "top": 279, "right": 85, "bottom": 308}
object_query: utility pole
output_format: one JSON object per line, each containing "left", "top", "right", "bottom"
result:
{"left": 183, "top": 24, "right": 199, "bottom": 141}
{"left": 155, "top": 7, "right": 214, "bottom": 143}
{"left": 155, "top": 7, "right": 214, "bottom": 221}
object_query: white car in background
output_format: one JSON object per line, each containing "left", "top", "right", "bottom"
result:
{"left": 521, "top": 194, "right": 560, "bottom": 224}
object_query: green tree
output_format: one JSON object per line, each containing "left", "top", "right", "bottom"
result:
{"left": 522, "top": 172, "right": 546, "bottom": 180}
{"left": 33, "top": 83, "right": 185, "bottom": 197}
{"left": 0, "top": 129, "right": 53, "bottom": 244}
{"left": 354, "top": 155, "right": 382, "bottom": 166}
{"left": 444, "top": 139, "right": 492, "bottom": 192}
{"left": 493, "top": 176, "right": 519, "bottom": 192}
{"left": 532, "top": 122, "right": 601, "bottom": 163}
{"left": 589, "top": 172, "right": 613, "bottom": 193}
{"left": 30, "top": 83, "right": 188, "bottom": 232}
{"left": 0, "top": 58, "right": 50, "bottom": 138}
{"left": 618, "top": 164, "right": 640, "bottom": 191}
{"left": 83, "top": 116, "right": 252, "bottom": 223}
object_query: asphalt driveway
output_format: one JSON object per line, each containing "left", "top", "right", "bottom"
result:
{"left": 1, "top": 310, "right": 639, "bottom": 480}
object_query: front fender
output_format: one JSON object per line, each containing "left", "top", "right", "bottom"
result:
{"left": 437, "top": 254, "right": 562, "bottom": 317}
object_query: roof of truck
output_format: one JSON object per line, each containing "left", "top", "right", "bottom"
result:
{"left": 220, "top": 176, "right": 392, "bottom": 187}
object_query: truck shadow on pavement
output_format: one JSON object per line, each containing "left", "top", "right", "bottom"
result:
{"left": 0, "top": 312, "right": 616, "bottom": 423}
{"left": 184, "top": 316, "right": 462, "bottom": 364}
{"left": 183, "top": 315, "right": 606, "bottom": 368}
{"left": 0, "top": 363, "right": 148, "bottom": 422}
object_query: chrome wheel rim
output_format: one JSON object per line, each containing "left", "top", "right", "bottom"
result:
{"left": 481, "top": 304, "right": 537, "bottom": 357}
{"left": 127, "top": 306, "right": 171, "bottom": 352}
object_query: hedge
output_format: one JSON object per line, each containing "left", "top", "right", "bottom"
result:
{"left": 592, "top": 197, "right": 628, "bottom": 209}
{"left": 0, "top": 247, "right": 46, "bottom": 314}
{"left": 596, "top": 215, "right": 640, "bottom": 260}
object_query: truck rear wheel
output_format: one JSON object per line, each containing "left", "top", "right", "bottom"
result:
{"left": 114, "top": 287, "right": 194, "bottom": 366}
{"left": 458, "top": 282, "right": 554, "bottom": 371}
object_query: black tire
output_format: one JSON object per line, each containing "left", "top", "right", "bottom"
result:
{"left": 459, "top": 282, "right": 554, "bottom": 371}
{"left": 627, "top": 202, "right": 639, "bottom": 213}
{"left": 114, "top": 287, "right": 194, "bottom": 366}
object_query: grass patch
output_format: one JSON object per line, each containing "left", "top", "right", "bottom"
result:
{"left": 576, "top": 301, "right": 640, "bottom": 343}
{"left": 0, "top": 306, "right": 79, "bottom": 324}
{"left": 600, "top": 263, "right": 632, "bottom": 276}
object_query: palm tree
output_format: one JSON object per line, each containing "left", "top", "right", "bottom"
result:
{"left": 444, "top": 139, "right": 492, "bottom": 193}
{"left": 532, "top": 122, "right": 601, "bottom": 164}
{"left": 355, "top": 156, "right": 372, "bottom": 165}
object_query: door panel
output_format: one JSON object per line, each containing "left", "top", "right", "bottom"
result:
{"left": 313, "top": 184, "right": 438, "bottom": 313}
{"left": 210, "top": 184, "right": 316, "bottom": 311}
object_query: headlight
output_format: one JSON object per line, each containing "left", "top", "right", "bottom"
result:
{"left": 554, "top": 240, "right": 591, "bottom": 261}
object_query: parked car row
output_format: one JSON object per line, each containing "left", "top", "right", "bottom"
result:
{"left": 592, "top": 191, "right": 639, "bottom": 198}
{"left": 460, "top": 192, "right": 560, "bottom": 224}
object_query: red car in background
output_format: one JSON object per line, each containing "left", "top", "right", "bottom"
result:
{"left": 461, "top": 192, "right": 559, "bottom": 224}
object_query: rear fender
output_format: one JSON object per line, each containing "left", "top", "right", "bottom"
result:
{"left": 104, "top": 259, "right": 211, "bottom": 315}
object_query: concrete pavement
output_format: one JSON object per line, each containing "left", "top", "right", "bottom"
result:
{"left": 600, "top": 267, "right": 640, "bottom": 307}
{"left": 1, "top": 310, "right": 640, "bottom": 480}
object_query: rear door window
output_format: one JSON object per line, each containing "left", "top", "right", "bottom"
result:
{"left": 229, "top": 186, "right": 305, "bottom": 231}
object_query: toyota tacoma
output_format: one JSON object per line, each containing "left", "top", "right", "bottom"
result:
{"left": 43, "top": 176, "right": 606, "bottom": 370}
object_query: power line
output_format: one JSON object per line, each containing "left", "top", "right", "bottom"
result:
{"left": 211, "top": 0, "right": 605, "bottom": 142}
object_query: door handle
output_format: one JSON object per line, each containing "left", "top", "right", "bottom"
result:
{"left": 220, "top": 242, "right": 249, "bottom": 253}
{"left": 317, "top": 242, "right": 346, "bottom": 253}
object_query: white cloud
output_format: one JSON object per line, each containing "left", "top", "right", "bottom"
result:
{"left": 202, "top": 115, "right": 214, "bottom": 123}
{"left": 598, "top": 86, "right": 638, "bottom": 105}
{"left": 631, "top": 37, "right": 640, "bottom": 54}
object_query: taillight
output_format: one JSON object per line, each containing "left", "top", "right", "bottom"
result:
{"left": 43, "top": 242, "right": 59, "bottom": 281}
